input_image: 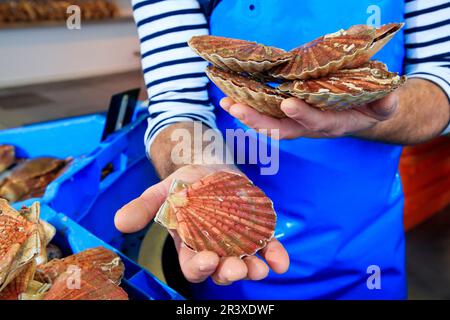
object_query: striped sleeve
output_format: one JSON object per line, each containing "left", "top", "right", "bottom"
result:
{"left": 132, "top": 0, "right": 216, "bottom": 151}
{"left": 404, "top": 0, "right": 450, "bottom": 134}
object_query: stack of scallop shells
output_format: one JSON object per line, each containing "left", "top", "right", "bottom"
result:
{"left": 188, "top": 23, "right": 407, "bottom": 118}
{"left": 156, "top": 171, "right": 277, "bottom": 258}
{"left": 0, "top": 200, "right": 42, "bottom": 298}
{"left": 0, "top": 200, "right": 128, "bottom": 300}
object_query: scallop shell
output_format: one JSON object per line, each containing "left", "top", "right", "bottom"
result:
{"left": 35, "top": 246, "right": 125, "bottom": 285}
{"left": 0, "top": 261, "right": 36, "bottom": 300}
{"left": 206, "top": 65, "right": 288, "bottom": 118}
{"left": 0, "top": 199, "right": 39, "bottom": 290}
{"left": 19, "top": 280, "right": 51, "bottom": 300}
{"left": 189, "top": 35, "right": 292, "bottom": 73}
{"left": 369, "top": 23, "right": 405, "bottom": 59}
{"left": 43, "top": 268, "right": 128, "bottom": 300}
{"left": 0, "top": 202, "right": 32, "bottom": 281}
{"left": 270, "top": 23, "right": 404, "bottom": 80}
{"left": 18, "top": 202, "right": 54, "bottom": 265}
{"left": 0, "top": 145, "right": 15, "bottom": 173}
{"left": 7, "top": 157, "right": 67, "bottom": 181}
{"left": 0, "top": 157, "right": 68, "bottom": 202}
{"left": 278, "top": 61, "right": 406, "bottom": 110}
{"left": 155, "top": 171, "right": 277, "bottom": 258}
{"left": 35, "top": 219, "right": 56, "bottom": 265}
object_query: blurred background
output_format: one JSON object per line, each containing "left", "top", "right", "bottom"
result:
{"left": 0, "top": 0, "right": 448, "bottom": 300}
{"left": 0, "top": 0, "right": 148, "bottom": 129}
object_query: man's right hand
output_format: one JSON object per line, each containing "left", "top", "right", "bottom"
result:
{"left": 114, "top": 164, "right": 290, "bottom": 285}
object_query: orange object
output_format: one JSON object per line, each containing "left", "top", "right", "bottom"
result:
{"left": 400, "top": 136, "right": 450, "bottom": 230}
{"left": 401, "top": 155, "right": 450, "bottom": 194}
{"left": 401, "top": 136, "right": 450, "bottom": 156}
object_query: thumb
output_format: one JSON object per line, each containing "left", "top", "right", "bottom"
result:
{"left": 363, "top": 94, "right": 398, "bottom": 121}
{"left": 114, "top": 178, "right": 171, "bottom": 233}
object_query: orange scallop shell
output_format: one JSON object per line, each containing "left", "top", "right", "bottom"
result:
{"left": 206, "top": 65, "right": 288, "bottom": 118}
{"left": 0, "top": 199, "right": 39, "bottom": 290}
{"left": 0, "top": 261, "right": 36, "bottom": 300}
{"left": 270, "top": 23, "right": 404, "bottom": 80}
{"left": 189, "top": 35, "right": 292, "bottom": 73}
{"left": 0, "top": 157, "right": 68, "bottom": 203}
{"left": 155, "top": 171, "right": 277, "bottom": 258}
{"left": 43, "top": 268, "right": 128, "bottom": 300}
{"left": 18, "top": 280, "right": 52, "bottom": 300}
{"left": 278, "top": 61, "right": 406, "bottom": 109}
{"left": 35, "top": 246, "right": 125, "bottom": 285}
{"left": 17, "top": 203, "right": 56, "bottom": 266}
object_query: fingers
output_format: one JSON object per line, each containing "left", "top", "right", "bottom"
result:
{"left": 179, "top": 247, "right": 220, "bottom": 283}
{"left": 210, "top": 241, "right": 285, "bottom": 285}
{"left": 114, "top": 178, "right": 171, "bottom": 233}
{"left": 220, "top": 97, "right": 235, "bottom": 111}
{"left": 212, "top": 257, "right": 248, "bottom": 285}
{"left": 174, "top": 231, "right": 284, "bottom": 284}
{"left": 176, "top": 237, "right": 269, "bottom": 284}
{"left": 244, "top": 256, "right": 269, "bottom": 280}
{"left": 180, "top": 249, "right": 281, "bottom": 285}
{"left": 176, "top": 227, "right": 248, "bottom": 285}
{"left": 359, "top": 94, "right": 398, "bottom": 121}
{"left": 281, "top": 96, "right": 398, "bottom": 136}
{"left": 170, "top": 228, "right": 221, "bottom": 283}
{"left": 221, "top": 95, "right": 398, "bottom": 139}
{"left": 181, "top": 254, "right": 273, "bottom": 285}
{"left": 281, "top": 98, "right": 374, "bottom": 137}
{"left": 228, "top": 103, "right": 281, "bottom": 132}
{"left": 281, "top": 98, "right": 340, "bottom": 134}
{"left": 221, "top": 100, "right": 309, "bottom": 139}
{"left": 260, "top": 238, "right": 290, "bottom": 274}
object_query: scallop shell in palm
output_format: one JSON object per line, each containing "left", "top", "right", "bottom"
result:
{"left": 189, "top": 35, "right": 292, "bottom": 73}
{"left": 155, "top": 171, "right": 277, "bottom": 258}
{"left": 206, "top": 65, "right": 288, "bottom": 118}
{"left": 278, "top": 61, "right": 406, "bottom": 110}
{"left": 270, "top": 23, "right": 404, "bottom": 80}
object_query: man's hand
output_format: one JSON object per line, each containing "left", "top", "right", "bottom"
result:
{"left": 115, "top": 164, "right": 290, "bottom": 285}
{"left": 220, "top": 79, "right": 450, "bottom": 144}
{"left": 220, "top": 94, "right": 398, "bottom": 140}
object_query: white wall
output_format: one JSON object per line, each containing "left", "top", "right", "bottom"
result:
{"left": 0, "top": 7, "right": 141, "bottom": 88}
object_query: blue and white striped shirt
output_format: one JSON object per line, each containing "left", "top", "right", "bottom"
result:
{"left": 132, "top": 0, "right": 450, "bottom": 149}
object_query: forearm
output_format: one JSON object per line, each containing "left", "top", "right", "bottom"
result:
{"left": 357, "top": 79, "right": 450, "bottom": 145}
{"left": 149, "top": 122, "right": 233, "bottom": 179}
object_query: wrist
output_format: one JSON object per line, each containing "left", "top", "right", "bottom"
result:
{"left": 149, "top": 122, "right": 236, "bottom": 178}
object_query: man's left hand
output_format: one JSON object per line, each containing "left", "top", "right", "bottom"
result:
{"left": 220, "top": 94, "right": 398, "bottom": 139}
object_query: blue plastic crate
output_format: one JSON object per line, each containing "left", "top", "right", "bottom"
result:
{"left": 0, "top": 114, "right": 106, "bottom": 159}
{"left": 0, "top": 110, "right": 159, "bottom": 258}
{"left": 39, "top": 204, "right": 183, "bottom": 300}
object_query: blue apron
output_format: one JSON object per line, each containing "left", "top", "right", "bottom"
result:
{"left": 192, "top": 0, "right": 406, "bottom": 299}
